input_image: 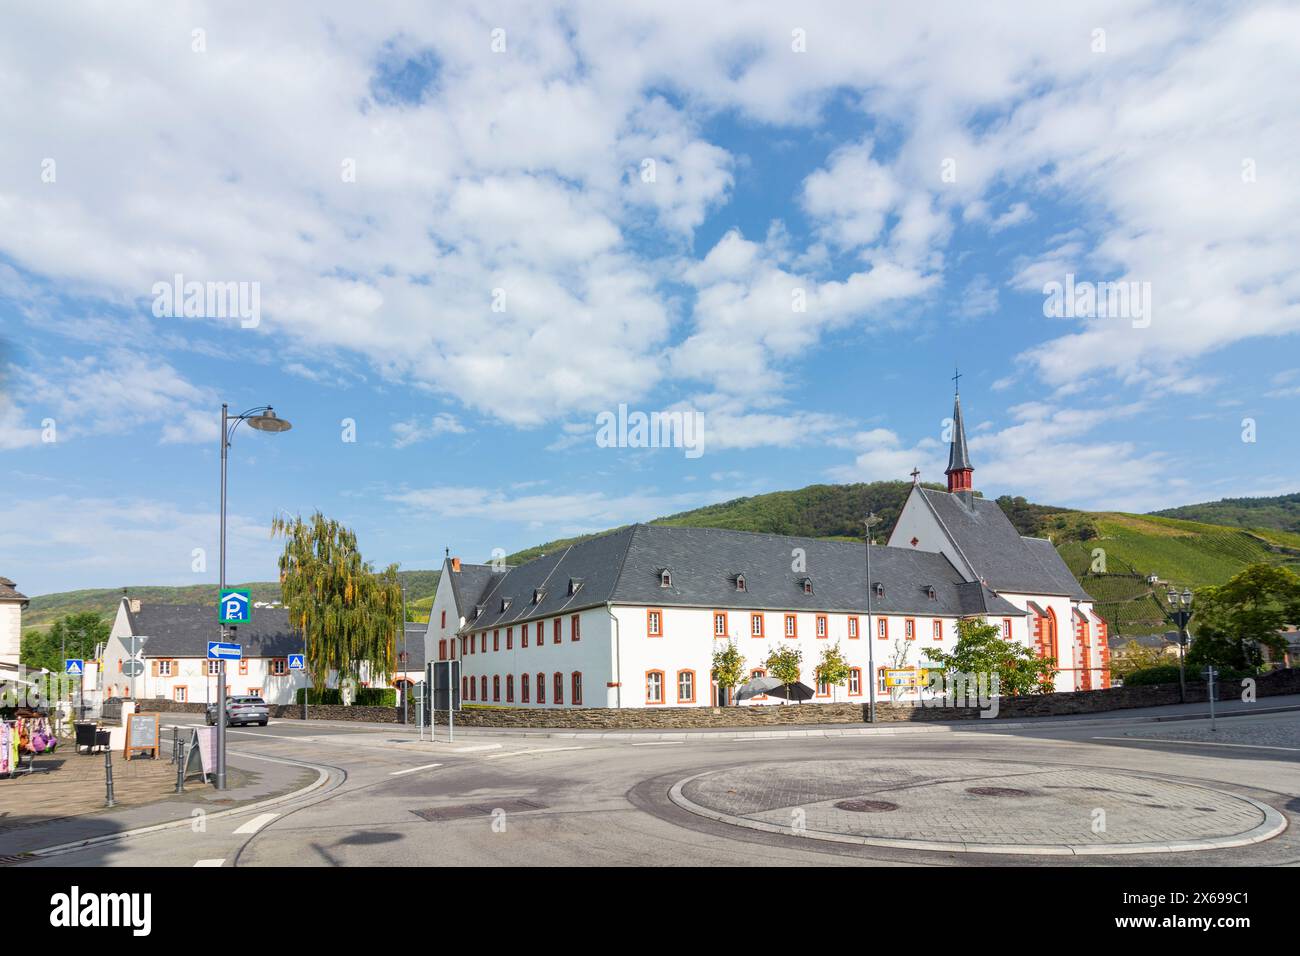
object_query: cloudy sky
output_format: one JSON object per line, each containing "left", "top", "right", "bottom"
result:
{"left": 2, "top": 1, "right": 1297, "bottom": 595}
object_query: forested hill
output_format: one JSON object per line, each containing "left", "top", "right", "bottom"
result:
{"left": 1150, "top": 493, "right": 1300, "bottom": 534}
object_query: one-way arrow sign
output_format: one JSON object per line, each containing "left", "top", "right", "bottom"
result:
{"left": 207, "top": 641, "right": 242, "bottom": 661}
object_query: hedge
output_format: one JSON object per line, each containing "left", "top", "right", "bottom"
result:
{"left": 294, "top": 687, "right": 397, "bottom": 706}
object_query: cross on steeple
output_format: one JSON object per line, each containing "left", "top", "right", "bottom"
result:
{"left": 910, "top": 467, "right": 920, "bottom": 484}
{"left": 952, "top": 366, "right": 962, "bottom": 395}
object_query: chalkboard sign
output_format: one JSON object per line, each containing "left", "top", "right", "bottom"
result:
{"left": 123, "top": 712, "right": 160, "bottom": 760}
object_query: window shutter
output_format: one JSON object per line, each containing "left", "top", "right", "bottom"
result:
{"left": 150, "top": 660, "right": 158, "bottom": 676}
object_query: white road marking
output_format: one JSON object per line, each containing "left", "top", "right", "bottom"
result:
{"left": 449, "top": 743, "right": 503, "bottom": 753}
{"left": 232, "top": 812, "right": 280, "bottom": 834}
{"left": 1093, "top": 735, "right": 1300, "bottom": 752}
{"left": 194, "top": 859, "right": 225, "bottom": 867}
{"left": 389, "top": 762, "right": 443, "bottom": 776}
{"left": 632, "top": 740, "right": 686, "bottom": 746}
{"left": 483, "top": 746, "right": 587, "bottom": 759}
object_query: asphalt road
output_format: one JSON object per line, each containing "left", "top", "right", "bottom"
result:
{"left": 23, "top": 709, "right": 1300, "bottom": 867}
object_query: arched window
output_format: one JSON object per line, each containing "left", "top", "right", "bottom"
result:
{"left": 646, "top": 670, "right": 664, "bottom": 704}
{"left": 521, "top": 672, "right": 530, "bottom": 703}
{"left": 536, "top": 672, "right": 546, "bottom": 704}
{"left": 480, "top": 675, "right": 487, "bottom": 701}
{"left": 553, "top": 672, "right": 564, "bottom": 705}
{"left": 493, "top": 675, "right": 501, "bottom": 702}
{"left": 849, "top": 668, "right": 862, "bottom": 696}
{"left": 506, "top": 674, "right": 514, "bottom": 703}
{"left": 571, "top": 671, "right": 582, "bottom": 706}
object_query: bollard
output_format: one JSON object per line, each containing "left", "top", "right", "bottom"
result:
{"left": 172, "top": 726, "right": 182, "bottom": 766}
{"left": 104, "top": 748, "right": 116, "bottom": 808}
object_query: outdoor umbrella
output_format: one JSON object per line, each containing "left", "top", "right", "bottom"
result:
{"left": 734, "top": 675, "right": 784, "bottom": 701}
{"left": 765, "top": 681, "right": 815, "bottom": 702}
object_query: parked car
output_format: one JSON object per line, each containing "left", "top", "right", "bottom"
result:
{"left": 206, "top": 695, "right": 269, "bottom": 727}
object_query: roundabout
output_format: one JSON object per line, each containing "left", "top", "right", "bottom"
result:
{"left": 668, "top": 757, "right": 1288, "bottom": 856}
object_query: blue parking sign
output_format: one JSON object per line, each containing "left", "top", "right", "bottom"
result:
{"left": 219, "top": 589, "right": 251, "bottom": 625}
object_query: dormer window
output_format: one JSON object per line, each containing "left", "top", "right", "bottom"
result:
{"left": 925, "top": 585, "right": 937, "bottom": 601}
{"left": 473, "top": 604, "right": 485, "bottom": 619}
{"left": 533, "top": 588, "right": 545, "bottom": 604}
{"left": 802, "top": 578, "right": 814, "bottom": 595}
{"left": 659, "top": 569, "right": 672, "bottom": 588}
{"left": 873, "top": 583, "right": 884, "bottom": 598}
{"left": 734, "top": 574, "right": 746, "bottom": 592}
{"left": 568, "top": 577, "right": 583, "bottom": 596}
{"left": 501, "top": 597, "right": 512, "bottom": 612}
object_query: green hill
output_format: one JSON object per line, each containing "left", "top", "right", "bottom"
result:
{"left": 23, "top": 570, "right": 441, "bottom": 634}
{"left": 1150, "top": 493, "right": 1300, "bottom": 534}
{"left": 25, "top": 483, "right": 1300, "bottom": 641}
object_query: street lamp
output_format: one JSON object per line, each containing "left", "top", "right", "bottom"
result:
{"left": 216, "top": 404, "right": 291, "bottom": 790}
{"left": 1159, "top": 586, "right": 1194, "bottom": 704}
{"left": 864, "top": 513, "right": 881, "bottom": 724}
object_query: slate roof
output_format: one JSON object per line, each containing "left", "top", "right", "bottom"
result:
{"left": 396, "top": 623, "right": 427, "bottom": 672}
{"left": 122, "top": 603, "right": 303, "bottom": 658}
{"left": 457, "top": 524, "right": 1022, "bottom": 634}
{"left": 946, "top": 394, "right": 972, "bottom": 473}
{"left": 448, "top": 562, "right": 506, "bottom": 615}
{"left": 916, "top": 488, "right": 1092, "bottom": 600}
{"left": 0, "top": 577, "right": 29, "bottom": 605}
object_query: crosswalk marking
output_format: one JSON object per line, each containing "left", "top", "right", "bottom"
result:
{"left": 194, "top": 859, "right": 225, "bottom": 867}
{"left": 390, "top": 762, "right": 443, "bottom": 776}
{"left": 483, "top": 746, "right": 587, "bottom": 760}
{"left": 232, "top": 812, "right": 279, "bottom": 834}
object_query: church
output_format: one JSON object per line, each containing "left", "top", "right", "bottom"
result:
{"left": 420, "top": 388, "right": 1109, "bottom": 709}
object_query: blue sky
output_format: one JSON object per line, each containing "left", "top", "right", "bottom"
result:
{"left": 2, "top": 2, "right": 1298, "bottom": 595}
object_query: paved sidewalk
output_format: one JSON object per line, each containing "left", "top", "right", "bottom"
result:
{"left": 0, "top": 737, "right": 322, "bottom": 859}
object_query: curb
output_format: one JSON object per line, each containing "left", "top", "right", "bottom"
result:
{"left": 18, "top": 748, "right": 338, "bottom": 861}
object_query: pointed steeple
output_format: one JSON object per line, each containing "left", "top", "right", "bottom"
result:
{"left": 946, "top": 371, "right": 973, "bottom": 493}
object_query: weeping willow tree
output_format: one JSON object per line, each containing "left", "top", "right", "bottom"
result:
{"left": 271, "top": 512, "right": 402, "bottom": 698}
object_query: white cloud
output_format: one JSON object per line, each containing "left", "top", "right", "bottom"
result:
{"left": 391, "top": 412, "right": 467, "bottom": 449}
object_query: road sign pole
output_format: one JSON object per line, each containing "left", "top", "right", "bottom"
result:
{"left": 216, "top": 654, "right": 227, "bottom": 790}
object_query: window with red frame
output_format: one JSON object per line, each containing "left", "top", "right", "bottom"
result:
{"left": 480, "top": 675, "right": 487, "bottom": 700}
{"left": 571, "top": 614, "right": 581, "bottom": 641}
{"left": 493, "top": 629, "right": 500, "bottom": 652}
{"left": 493, "top": 675, "right": 500, "bottom": 702}
{"left": 571, "top": 671, "right": 582, "bottom": 706}
{"left": 553, "top": 672, "right": 563, "bottom": 705}
{"left": 646, "top": 670, "right": 664, "bottom": 704}
{"left": 647, "top": 609, "right": 663, "bottom": 637}
{"left": 506, "top": 627, "right": 513, "bottom": 650}
{"left": 521, "top": 672, "right": 530, "bottom": 703}
{"left": 553, "top": 618, "right": 561, "bottom": 644}
{"left": 441, "top": 609, "right": 446, "bottom": 628}
{"left": 713, "top": 611, "right": 727, "bottom": 637}
{"left": 905, "top": 618, "right": 916, "bottom": 640}
{"left": 816, "top": 614, "right": 828, "bottom": 638}
{"left": 751, "top": 613, "right": 764, "bottom": 637}
{"left": 933, "top": 619, "right": 943, "bottom": 640}
{"left": 536, "top": 673, "right": 546, "bottom": 704}
{"left": 522, "top": 623, "right": 529, "bottom": 647}
{"left": 848, "top": 616, "right": 859, "bottom": 639}
{"left": 784, "top": 614, "right": 797, "bottom": 637}
{"left": 878, "top": 618, "right": 888, "bottom": 640}
{"left": 849, "top": 668, "right": 862, "bottom": 696}
{"left": 506, "top": 674, "right": 514, "bottom": 702}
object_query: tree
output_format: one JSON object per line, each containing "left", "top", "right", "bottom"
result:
{"left": 1188, "top": 564, "right": 1300, "bottom": 671}
{"left": 1109, "top": 639, "right": 1170, "bottom": 682}
{"left": 764, "top": 645, "right": 803, "bottom": 701}
{"left": 711, "top": 642, "right": 748, "bottom": 705}
{"left": 20, "top": 613, "right": 109, "bottom": 673}
{"left": 272, "top": 512, "right": 403, "bottom": 698}
{"left": 815, "top": 642, "right": 851, "bottom": 702}
{"left": 923, "top": 617, "right": 1056, "bottom": 695}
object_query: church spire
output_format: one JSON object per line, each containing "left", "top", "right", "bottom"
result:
{"left": 946, "top": 370, "right": 973, "bottom": 493}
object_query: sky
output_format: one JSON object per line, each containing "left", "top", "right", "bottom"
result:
{"left": 1, "top": 1, "right": 1298, "bottom": 596}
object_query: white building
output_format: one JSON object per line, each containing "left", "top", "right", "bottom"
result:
{"left": 0, "top": 576, "right": 30, "bottom": 683}
{"left": 430, "top": 389, "right": 1110, "bottom": 709}
{"left": 102, "top": 596, "right": 309, "bottom": 705}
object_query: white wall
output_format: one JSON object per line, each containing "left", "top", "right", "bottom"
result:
{"left": 0, "top": 601, "right": 22, "bottom": 665}
{"left": 455, "top": 603, "right": 1007, "bottom": 708}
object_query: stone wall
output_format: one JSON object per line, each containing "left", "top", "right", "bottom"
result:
{"left": 421, "top": 668, "right": 1300, "bottom": 730}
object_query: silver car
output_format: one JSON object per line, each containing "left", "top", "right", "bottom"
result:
{"left": 206, "top": 695, "right": 269, "bottom": 727}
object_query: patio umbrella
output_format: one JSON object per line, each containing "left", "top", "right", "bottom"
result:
{"left": 734, "top": 675, "right": 784, "bottom": 700}
{"left": 766, "top": 681, "right": 815, "bottom": 702}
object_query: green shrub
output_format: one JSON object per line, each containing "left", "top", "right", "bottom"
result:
{"left": 355, "top": 688, "right": 396, "bottom": 706}
{"left": 295, "top": 687, "right": 343, "bottom": 705}
{"left": 1120, "top": 665, "right": 1183, "bottom": 686}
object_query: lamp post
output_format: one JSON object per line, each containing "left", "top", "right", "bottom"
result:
{"left": 1159, "top": 586, "right": 1194, "bottom": 704}
{"left": 864, "top": 513, "right": 881, "bottom": 724}
{"left": 401, "top": 585, "right": 408, "bottom": 725}
{"left": 217, "top": 403, "right": 291, "bottom": 790}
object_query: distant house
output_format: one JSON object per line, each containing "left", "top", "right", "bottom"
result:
{"left": 0, "top": 576, "right": 30, "bottom": 683}
{"left": 103, "top": 596, "right": 307, "bottom": 705}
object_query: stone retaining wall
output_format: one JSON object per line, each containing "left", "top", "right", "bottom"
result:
{"left": 423, "top": 668, "right": 1300, "bottom": 729}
